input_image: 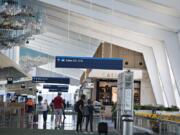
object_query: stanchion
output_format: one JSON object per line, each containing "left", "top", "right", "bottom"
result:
{"left": 122, "top": 115, "right": 133, "bottom": 135}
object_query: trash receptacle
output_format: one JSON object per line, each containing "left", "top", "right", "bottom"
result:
{"left": 122, "top": 115, "right": 133, "bottom": 135}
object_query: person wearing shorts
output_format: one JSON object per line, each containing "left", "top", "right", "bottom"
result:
{"left": 54, "top": 92, "right": 64, "bottom": 128}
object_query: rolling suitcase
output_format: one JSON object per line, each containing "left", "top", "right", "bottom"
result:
{"left": 98, "top": 122, "right": 108, "bottom": 135}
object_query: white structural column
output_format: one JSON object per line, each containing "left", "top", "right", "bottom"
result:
{"left": 153, "top": 45, "right": 176, "bottom": 106}
{"left": 141, "top": 70, "right": 156, "bottom": 105}
{"left": 164, "top": 33, "right": 180, "bottom": 95}
{"left": 142, "top": 47, "right": 166, "bottom": 106}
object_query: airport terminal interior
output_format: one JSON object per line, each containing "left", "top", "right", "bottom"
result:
{"left": 0, "top": 0, "right": 180, "bottom": 135}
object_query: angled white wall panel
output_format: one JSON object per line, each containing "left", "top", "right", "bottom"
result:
{"left": 153, "top": 45, "right": 176, "bottom": 106}
{"left": 142, "top": 48, "right": 166, "bottom": 106}
{"left": 164, "top": 33, "right": 180, "bottom": 95}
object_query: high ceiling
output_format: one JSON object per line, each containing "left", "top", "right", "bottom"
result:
{"left": 22, "top": 0, "right": 180, "bottom": 107}
{"left": 29, "top": 0, "right": 180, "bottom": 58}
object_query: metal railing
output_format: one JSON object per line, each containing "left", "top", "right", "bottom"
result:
{"left": 0, "top": 102, "right": 26, "bottom": 128}
{"left": 134, "top": 116, "right": 180, "bottom": 135}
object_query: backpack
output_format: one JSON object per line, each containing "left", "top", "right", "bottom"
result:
{"left": 74, "top": 101, "right": 79, "bottom": 112}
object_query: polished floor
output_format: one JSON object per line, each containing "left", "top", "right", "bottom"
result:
{"left": 0, "top": 113, "right": 114, "bottom": 130}
{"left": 0, "top": 113, "right": 153, "bottom": 135}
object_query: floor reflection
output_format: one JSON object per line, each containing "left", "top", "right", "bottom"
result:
{"left": 0, "top": 113, "right": 114, "bottom": 131}
{"left": 38, "top": 114, "right": 77, "bottom": 130}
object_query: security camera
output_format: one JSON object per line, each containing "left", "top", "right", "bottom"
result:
{"left": 26, "top": 40, "right": 29, "bottom": 44}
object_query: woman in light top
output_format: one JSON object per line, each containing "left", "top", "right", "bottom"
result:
{"left": 42, "top": 99, "right": 49, "bottom": 123}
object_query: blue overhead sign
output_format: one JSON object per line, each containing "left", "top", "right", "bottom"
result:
{"left": 32, "top": 77, "right": 70, "bottom": 84}
{"left": 43, "top": 85, "right": 69, "bottom": 92}
{"left": 55, "top": 56, "right": 123, "bottom": 70}
{"left": 49, "top": 89, "right": 68, "bottom": 92}
{"left": 43, "top": 85, "right": 68, "bottom": 89}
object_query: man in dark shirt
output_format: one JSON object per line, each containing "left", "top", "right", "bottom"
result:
{"left": 85, "top": 99, "right": 95, "bottom": 133}
{"left": 76, "top": 94, "right": 86, "bottom": 133}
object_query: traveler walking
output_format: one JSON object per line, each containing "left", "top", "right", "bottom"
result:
{"left": 50, "top": 99, "right": 54, "bottom": 121}
{"left": 85, "top": 99, "right": 95, "bottom": 134}
{"left": 63, "top": 99, "right": 66, "bottom": 119}
{"left": 54, "top": 92, "right": 64, "bottom": 128}
{"left": 42, "top": 99, "right": 49, "bottom": 123}
{"left": 25, "top": 98, "right": 35, "bottom": 123}
{"left": 75, "top": 94, "right": 86, "bottom": 133}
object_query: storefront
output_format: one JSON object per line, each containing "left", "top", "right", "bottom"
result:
{"left": 96, "top": 79, "right": 117, "bottom": 106}
{"left": 93, "top": 79, "right": 141, "bottom": 117}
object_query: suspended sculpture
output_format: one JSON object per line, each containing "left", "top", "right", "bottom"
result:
{"left": 0, "top": 0, "right": 45, "bottom": 49}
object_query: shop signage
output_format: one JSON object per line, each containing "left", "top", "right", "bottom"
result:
{"left": 55, "top": 56, "right": 123, "bottom": 70}
{"left": 32, "top": 77, "right": 70, "bottom": 84}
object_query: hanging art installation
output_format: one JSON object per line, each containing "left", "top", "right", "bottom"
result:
{"left": 0, "top": 0, "right": 45, "bottom": 49}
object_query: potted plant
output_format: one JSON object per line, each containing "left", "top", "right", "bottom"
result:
{"left": 111, "top": 103, "right": 117, "bottom": 129}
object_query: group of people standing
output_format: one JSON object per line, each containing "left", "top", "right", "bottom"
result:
{"left": 75, "top": 94, "right": 95, "bottom": 134}
{"left": 25, "top": 93, "right": 96, "bottom": 132}
{"left": 26, "top": 92, "right": 66, "bottom": 128}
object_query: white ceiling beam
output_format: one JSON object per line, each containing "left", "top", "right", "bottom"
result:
{"left": 47, "top": 20, "right": 165, "bottom": 105}
{"left": 39, "top": 62, "right": 84, "bottom": 80}
{"left": 46, "top": 10, "right": 163, "bottom": 48}
{"left": 35, "top": 33, "right": 99, "bottom": 51}
{"left": 27, "top": 40, "right": 94, "bottom": 57}
{"left": 42, "top": 0, "right": 180, "bottom": 94}
{"left": 116, "top": 0, "right": 180, "bottom": 17}
{"left": 34, "top": 36, "right": 96, "bottom": 54}
{"left": 41, "top": 21, "right": 179, "bottom": 99}
{"left": 39, "top": 0, "right": 169, "bottom": 40}
{"left": 84, "top": 0, "right": 180, "bottom": 31}
{"left": 48, "top": 17, "right": 180, "bottom": 106}
{"left": 150, "top": 0, "right": 180, "bottom": 11}
{"left": 42, "top": 32, "right": 99, "bottom": 48}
